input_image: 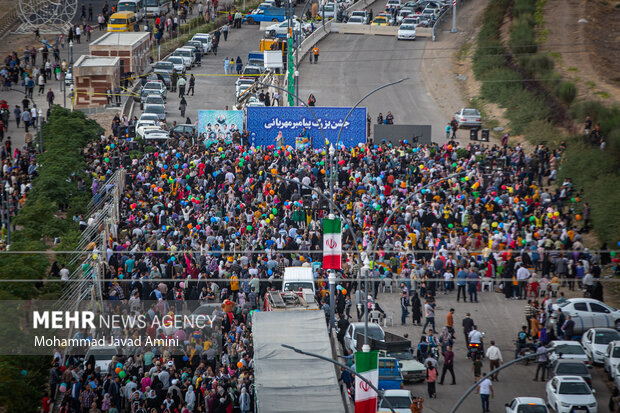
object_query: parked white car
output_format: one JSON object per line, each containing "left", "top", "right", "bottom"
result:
{"left": 604, "top": 340, "right": 620, "bottom": 379}
{"left": 138, "top": 126, "right": 169, "bottom": 141}
{"left": 545, "top": 376, "right": 597, "bottom": 413}
{"left": 581, "top": 328, "right": 620, "bottom": 364}
{"left": 264, "top": 19, "right": 311, "bottom": 38}
{"left": 191, "top": 34, "right": 213, "bottom": 53}
{"left": 385, "top": 0, "right": 402, "bottom": 10}
{"left": 397, "top": 23, "right": 416, "bottom": 40}
{"left": 347, "top": 16, "right": 365, "bottom": 24}
{"left": 171, "top": 48, "right": 194, "bottom": 69}
{"left": 504, "top": 397, "right": 549, "bottom": 413}
{"left": 547, "top": 341, "right": 589, "bottom": 365}
{"left": 343, "top": 322, "right": 385, "bottom": 353}
{"left": 378, "top": 389, "right": 413, "bottom": 413}
{"left": 549, "top": 298, "right": 620, "bottom": 335}
{"left": 349, "top": 10, "right": 369, "bottom": 23}
{"left": 166, "top": 56, "right": 186, "bottom": 73}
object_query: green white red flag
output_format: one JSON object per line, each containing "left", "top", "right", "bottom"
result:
{"left": 323, "top": 217, "right": 342, "bottom": 269}
{"left": 355, "top": 350, "right": 379, "bottom": 413}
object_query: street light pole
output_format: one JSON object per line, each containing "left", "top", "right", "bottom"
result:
{"left": 1, "top": 178, "right": 10, "bottom": 247}
{"left": 69, "top": 40, "right": 74, "bottom": 111}
{"left": 362, "top": 258, "right": 370, "bottom": 349}
{"left": 328, "top": 266, "right": 335, "bottom": 331}
{"left": 451, "top": 0, "right": 457, "bottom": 33}
{"left": 329, "top": 78, "right": 407, "bottom": 219}
{"left": 281, "top": 344, "right": 397, "bottom": 413}
{"left": 37, "top": 108, "right": 43, "bottom": 151}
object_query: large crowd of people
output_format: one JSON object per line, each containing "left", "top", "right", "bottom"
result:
{"left": 37, "top": 112, "right": 607, "bottom": 412}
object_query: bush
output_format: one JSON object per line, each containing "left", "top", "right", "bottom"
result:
{"left": 556, "top": 81, "right": 577, "bottom": 105}
{"left": 509, "top": 19, "right": 537, "bottom": 55}
{"left": 513, "top": 0, "right": 537, "bottom": 17}
{"left": 519, "top": 54, "right": 554, "bottom": 75}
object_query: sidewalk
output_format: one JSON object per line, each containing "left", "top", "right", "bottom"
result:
{"left": 2, "top": 27, "right": 110, "bottom": 150}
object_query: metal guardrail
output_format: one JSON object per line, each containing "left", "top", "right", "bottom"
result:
{"left": 432, "top": 6, "right": 450, "bottom": 41}
{"left": 56, "top": 170, "right": 125, "bottom": 312}
{"left": 0, "top": 9, "right": 18, "bottom": 38}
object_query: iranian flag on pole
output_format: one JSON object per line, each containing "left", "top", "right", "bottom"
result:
{"left": 323, "top": 217, "right": 342, "bottom": 270}
{"left": 355, "top": 351, "right": 379, "bottom": 413}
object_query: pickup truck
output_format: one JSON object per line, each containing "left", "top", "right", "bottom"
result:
{"left": 371, "top": 331, "right": 425, "bottom": 382}
{"left": 244, "top": 8, "right": 286, "bottom": 24}
{"left": 378, "top": 356, "right": 405, "bottom": 390}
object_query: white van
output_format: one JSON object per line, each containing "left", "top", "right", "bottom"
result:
{"left": 282, "top": 266, "right": 316, "bottom": 295}
{"left": 83, "top": 345, "right": 120, "bottom": 372}
{"left": 117, "top": 0, "right": 146, "bottom": 21}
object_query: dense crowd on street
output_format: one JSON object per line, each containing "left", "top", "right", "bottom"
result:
{"left": 35, "top": 109, "right": 612, "bottom": 412}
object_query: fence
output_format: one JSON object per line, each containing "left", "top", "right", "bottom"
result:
{"left": 432, "top": 5, "right": 451, "bottom": 41}
{"left": 56, "top": 169, "right": 126, "bottom": 313}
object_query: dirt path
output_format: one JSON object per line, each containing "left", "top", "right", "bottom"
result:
{"left": 541, "top": 0, "right": 620, "bottom": 105}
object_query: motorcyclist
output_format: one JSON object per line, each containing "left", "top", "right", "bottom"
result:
{"left": 468, "top": 325, "right": 484, "bottom": 357}
{"left": 514, "top": 325, "right": 530, "bottom": 359}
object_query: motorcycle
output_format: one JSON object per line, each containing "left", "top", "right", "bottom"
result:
{"left": 467, "top": 342, "right": 483, "bottom": 359}
{"left": 514, "top": 340, "right": 538, "bottom": 365}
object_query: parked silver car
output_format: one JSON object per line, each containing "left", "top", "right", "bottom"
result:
{"left": 454, "top": 108, "right": 482, "bottom": 128}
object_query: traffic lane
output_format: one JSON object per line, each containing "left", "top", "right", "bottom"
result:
{"left": 297, "top": 34, "right": 447, "bottom": 143}
{"left": 368, "top": 289, "right": 613, "bottom": 412}
{"left": 134, "top": 24, "right": 260, "bottom": 127}
{"left": 186, "top": 4, "right": 309, "bottom": 111}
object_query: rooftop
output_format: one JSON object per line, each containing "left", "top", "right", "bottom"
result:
{"left": 90, "top": 32, "right": 150, "bottom": 47}
{"left": 74, "top": 56, "right": 120, "bottom": 67}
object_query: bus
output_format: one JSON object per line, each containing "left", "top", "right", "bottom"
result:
{"left": 117, "top": 0, "right": 145, "bottom": 21}
{"left": 145, "top": 0, "right": 171, "bottom": 17}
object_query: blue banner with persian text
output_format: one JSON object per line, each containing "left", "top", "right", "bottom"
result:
{"left": 246, "top": 106, "right": 367, "bottom": 149}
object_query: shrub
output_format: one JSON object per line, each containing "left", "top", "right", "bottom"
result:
{"left": 556, "top": 81, "right": 577, "bottom": 105}
{"left": 519, "top": 54, "right": 554, "bottom": 75}
{"left": 509, "top": 19, "right": 537, "bottom": 55}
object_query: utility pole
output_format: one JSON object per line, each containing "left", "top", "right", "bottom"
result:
{"left": 451, "top": 0, "right": 457, "bottom": 33}
{"left": 1, "top": 179, "right": 10, "bottom": 246}
{"left": 286, "top": 0, "right": 295, "bottom": 106}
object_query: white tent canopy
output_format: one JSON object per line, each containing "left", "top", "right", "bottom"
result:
{"left": 253, "top": 310, "right": 346, "bottom": 412}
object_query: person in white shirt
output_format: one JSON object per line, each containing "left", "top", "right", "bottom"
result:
{"left": 516, "top": 265, "right": 530, "bottom": 299}
{"left": 59, "top": 264, "right": 70, "bottom": 280}
{"left": 476, "top": 375, "right": 493, "bottom": 412}
{"left": 443, "top": 271, "right": 454, "bottom": 294}
{"left": 485, "top": 340, "right": 503, "bottom": 381}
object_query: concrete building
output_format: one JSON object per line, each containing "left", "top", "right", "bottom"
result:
{"left": 89, "top": 32, "right": 151, "bottom": 76}
{"left": 72, "top": 56, "right": 121, "bottom": 109}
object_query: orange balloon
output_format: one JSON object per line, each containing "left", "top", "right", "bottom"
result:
{"left": 115, "top": 367, "right": 121, "bottom": 374}
{"left": 575, "top": 214, "right": 581, "bottom": 220}
{"left": 237, "top": 361, "right": 244, "bottom": 369}
{"left": 321, "top": 169, "right": 326, "bottom": 174}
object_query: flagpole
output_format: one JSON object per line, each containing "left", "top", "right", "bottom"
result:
{"left": 281, "top": 344, "right": 397, "bottom": 413}
{"left": 328, "top": 213, "right": 337, "bottom": 332}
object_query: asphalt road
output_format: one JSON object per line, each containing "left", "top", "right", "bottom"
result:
{"left": 297, "top": 33, "right": 448, "bottom": 143}
{"left": 354, "top": 288, "right": 613, "bottom": 413}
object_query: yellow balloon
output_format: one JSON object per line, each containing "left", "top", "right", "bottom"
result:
{"left": 269, "top": 214, "right": 274, "bottom": 219}
{"left": 266, "top": 218, "right": 270, "bottom": 224}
